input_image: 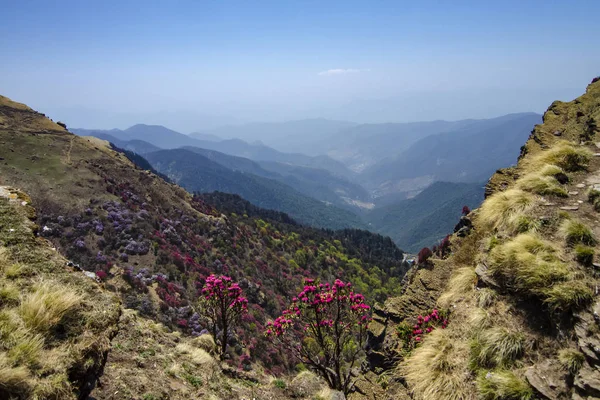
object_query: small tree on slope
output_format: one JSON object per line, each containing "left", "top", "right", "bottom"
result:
{"left": 200, "top": 274, "right": 248, "bottom": 359}
{"left": 266, "top": 278, "right": 371, "bottom": 395}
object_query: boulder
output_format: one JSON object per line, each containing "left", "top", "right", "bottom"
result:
{"left": 525, "top": 361, "right": 569, "bottom": 400}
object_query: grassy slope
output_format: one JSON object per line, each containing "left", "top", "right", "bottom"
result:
{"left": 371, "top": 79, "right": 600, "bottom": 400}
{"left": 0, "top": 187, "right": 120, "bottom": 399}
{"left": 0, "top": 94, "right": 409, "bottom": 398}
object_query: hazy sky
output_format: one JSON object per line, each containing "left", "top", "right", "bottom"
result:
{"left": 1, "top": 0, "right": 599, "bottom": 132}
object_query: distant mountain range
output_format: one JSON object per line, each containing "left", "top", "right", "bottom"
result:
{"left": 74, "top": 112, "right": 541, "bottom": 250}
{"left": 144, "top": 148, "right": 366, "bottom": 230}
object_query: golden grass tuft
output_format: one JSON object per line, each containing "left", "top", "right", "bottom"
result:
{"left": 0, "top": 282, "right": 20, "bottom": 306}
{"left": 0, "top": 354, "right": 30, "bottom": 395}
{"left": 559, "top": 219, "right": 596, "bottom": 246}
{"left": 478, "top": 189, "right": 538, "bottom": 234}
{"left": 574, "top": 245, "right": 595, "bottom": 266}
{"left": 488, "top": 234, "right": 568, "bottom": 295}
{"left": 4, "top": 263, "right": 27, "bottom": 279}
{"left": 516, "top": 173, "right": 568, "bottom": 197}
{"left": 542, "top": 280, "right": 594, "bottom": 312}
{"left": 19, "top": 282, "right": 81, "bottom": 333}
{"left": 191, "top": 334, "right": 216, "bottom": 354}
{"left": 522, "top": 141, "right": 592, "bottom": 173}
{"left": 401, "top": 329, "right": 472, "bottom": 400}
{"left": 438, "top": 267, "right": 477, "bottom": 307}
{"left": 476, "top": 288, "right": 498, "bottom": 309}
{"left": 174, "top": 343, "right": 215, "bottom": 366}
{"left": 470, "top": 327, "right": 525, "bottom": 368}
{"left": 558, "top": 348, "right": 585, "bottom": 375}
{"left": 477, "top": 370, "right": 533, "bottom": 400}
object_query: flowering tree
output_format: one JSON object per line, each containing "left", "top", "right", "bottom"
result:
{"left": 417, "top": 247, "right": 433, "bottom": 265}
{"left": 396, "top": 309, "right": 448, "bottom": 350}
{"left": 200, "top": 274, "right": 248, "bottom": 359}
{"left": 265, "top": 279, "right": 371, "bottom": 395}
{"left": 462, "top": 205, "right": 471, "bottom": 215}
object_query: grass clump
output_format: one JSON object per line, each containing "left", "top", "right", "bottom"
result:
{"left": 438, "top": 267, "right": 477, "bottom": 306}
{"left": 574, "top": 245, "right": 595, "bottom": 267}
{"left": 523, "top": 141, "right": 592, "bottom": 173}
{"left": 542, "top": 280, "right": 594, "bottom": 312}
{"left": 19, "top": 282, "right": 81, "bottom": 333}
{"left": 272, "top": 378, "right": 287, "bottom": 389}
{"left": 470, "top": 327, "right": 525, "bottom": 368}
{"left": 4, "top": 263, "right": 27, "bottom": 279}
{"left": 558, "top": 348, "right": 585, "bottom": 375}
{"left": 401, "top": 329, "right": 472, "bottom": 400}
{"left": 0, "top": 283, "right": 20, "bottom": 306}
{"left": 477, "top": 288, "right": 498, "bottom": 309}
{"left": 488, "top": 234, "right": 569, "bottom": 295}
{"left": 0, "top": 354, "right": 30, "bottom": 395}
{"left": 478, "top": 189, "right": 538, "bottom": 234}
{"left": 477, "top": 370, "right": 534, "bottom": 400}
{"left": 559, "top": 219, "right": 596, "bottom": 246}
{"left": 588, "top": 188, "right": 600, "bottom": 211}
{"left": 516, "top": 173, "right": 568, "bottom": 197}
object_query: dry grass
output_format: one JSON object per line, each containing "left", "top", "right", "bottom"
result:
{"left": 174, "top": 343, "right": 215, "bottom": 367}
{"left": 542, "top": 280, "right": 594, "bottom": 312}
{"left": 477, "top": 370, "right": 533, "bottom": 400}
{"left": 19, "top": 282, "right": 81, "bottom": 333}
{"left": 0, "top": 354, "right": 30, "bottom": 395}
{"left": 521, "top": 141, "right": 592, "bottom": 173}
{"left": 574, "top": 245, "right": 595, "bottom": 266}
{"left": 558, "top": 348, "right": 585, "bottom": 375}
{"left": 516, "top": 172, "right": 568, "bottom": 197}
{"left": 476, "top": 288, "right": 498, "bottom": 309}
{"left": 401, "top": 329, "right": 473, "bottom": 400}
{"left": 478, "top": 189, "right": 538, "bottom": 234}
{"left": 438, "top": 267, "right": 477, "bottom": 307}
{"left": 488, "top": 234, "right": 568, "bottom": 295}
{"left": 470, "top": 327, "right": 525, "bottom": 368}
{"left": 559, "top": 219, "right": 597, "bottom": 246}
{"left": 191, "top": 334, "right": 216, "bottom": 354}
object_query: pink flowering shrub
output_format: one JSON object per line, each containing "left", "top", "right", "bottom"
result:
{"left": 396, "top": 309, "right": 449, "bottom": 350}
{"left": 200, "top": 274, "right": 248, "bottom": 359}
{"left": 417, "top": 247, "right": 433, "bottom": 265}
{"left": 265, "top": 278, "right": 371, "bottom": 395}
{"left": 462, "top": 205, "right": 471, "bottom": 216}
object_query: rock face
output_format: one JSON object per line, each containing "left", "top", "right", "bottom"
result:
{"left": 453, "top": 216, "right": 473, "bottom": 237}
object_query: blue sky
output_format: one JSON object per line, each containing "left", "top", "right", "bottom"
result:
{"left": 1, "top": 0, "right": 599, "bottom": 131}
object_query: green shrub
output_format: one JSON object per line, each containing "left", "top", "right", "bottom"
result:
{"left": 574, "top": 245, "right": 595, "bottom": 267}
{"left": 587, "top": 188, "right": 600, "bottom": 211}
{"left": 558, "top": 348, "right": 585, "bottom": 375}
{"left": 477, "top": 370, "right": 534, "bottom": 400}
{"left": 273, "top": 379, "right": 287, "bottom": 389}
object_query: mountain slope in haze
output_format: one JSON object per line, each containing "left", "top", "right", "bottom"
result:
{"left": 361, "top": 113, "right": 541, "bottom": 200}
{"left": 144, "top": 148, "right": 367, "bottom": 230}
{"left": 193, "top": 118, "right": 357, "bottom": 155}
{"left": 324, "top": 120, "right": 473, "bottom": 172}
{"left": 181, "top": 146, "right": 372, "bottom": 209}
{"left": 367, "top": 181, "right": 485, "bottom": 252}
{"left": 0, "top": 94, "right": 409, "bottom": 395}
{"left": 75, "top": 124, "right": 357, "bottom": 180}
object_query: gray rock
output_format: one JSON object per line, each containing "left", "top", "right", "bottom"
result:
{"left": 574, "top": 364, "right": 600, "bottom": 398}
{"left": 554, "top": 130, "right": 563, "bottom": 136}
{"left": 576, "top": 184, "right": 586, "bottom": 188}
{"left": 475, "top": 263, "right": 500, "bottom": 288}
{"left": 525, "top": 361, "right": 569, "bottom": 400}
{"left": 560, "top": 206, "right": 579, "bottom": 211}
{"left": 569, "top": 191, "right": 580, "bottom": 195}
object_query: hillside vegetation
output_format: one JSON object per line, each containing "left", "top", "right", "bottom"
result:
{"left": 367, "top": 78, "right": 600, "bottom": 399}
{"left": 0, "top": 94, "right": 409, "bottom": 398}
